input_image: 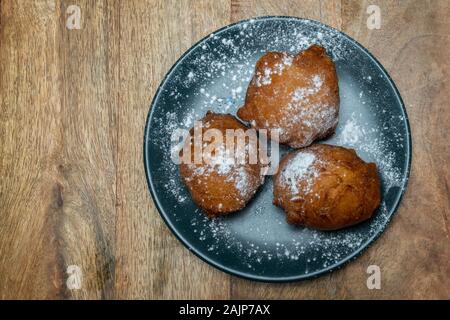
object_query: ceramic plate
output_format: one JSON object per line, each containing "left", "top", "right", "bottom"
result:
{"left": 143, "top": 16, "right": 411, "bottom": 282}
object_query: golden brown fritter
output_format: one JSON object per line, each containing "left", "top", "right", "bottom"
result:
{"left": 237, "top": 45, "right": 340, "bottom": 148}
{"left": 273, "top": 144, "right": 381, "bottom": 230}
{"left": 179, "top": 112, "right": 265, "bottom": 216}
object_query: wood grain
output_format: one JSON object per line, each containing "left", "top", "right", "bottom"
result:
{"left": 0, "top": 0, "right": 448, "bottom": 299}
{"left": 115, "top": 0, "right": 231, "bottom": 299}
{"left": 0, "top": 0, "right": 62, "bottom": 299}
{"left": 56, "top": 0, "right": 119, "bottom": 299}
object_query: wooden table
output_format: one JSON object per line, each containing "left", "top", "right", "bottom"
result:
{"left": 0, "top": 0, "right": 448, "bottom": 299}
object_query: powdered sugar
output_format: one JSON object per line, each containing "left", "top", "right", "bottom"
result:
{"left": 255, "top": 53, "right": 294, "bottom": 87}
{"left": 185, "top": 136, "right": 260, "bottom": 199}
{"left": 203, "top": 144, "right": 235, "bottom": 175}
{"left": 233, "top": 167, "right": 251, "bottom": 197}
{"left": 291, "top": 75, "right": 323, "bottom": 102}
{"left": 188, "top": 200, "right": 392, "bottom": 271}
{"left": 338, "top": 115, "right": 363, "bottom": 145}
{"left": 281, "top": 152, "right": 317, "bottom": 194}
{"left": 255, "top": 67, "right": 273, "bottom": 86}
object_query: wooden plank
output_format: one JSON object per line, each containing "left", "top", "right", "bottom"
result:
{"left": 0, "top": 0, "right": 120, "bottom": 299}
{"left": 338, "top": 0, "right": 450, "bottom": 299}
{"left": 0, "top": 0, "right": 120, "bottom": 300}
{"left": 54, "top": 0, "right": 119, "bottom": 299}
{"left": 231, "top": 0, "right": 323, "bottom": 23}
{"left": 115, "top": 0, "right": 231, "bottom": 299}
{"left": 0, "top": 0, "right": 63, "bottom": 299}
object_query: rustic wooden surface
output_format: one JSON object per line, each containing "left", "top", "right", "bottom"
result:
{"left": 0, "top": 0, "right": 448, "bottom": 299}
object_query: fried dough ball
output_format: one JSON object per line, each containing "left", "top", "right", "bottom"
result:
{"left": 273, "top": 144, "right": 381, "bottom": 230}
{"left": 179, "top": 112, "right": 265, "bottom": 216}
{"left": 237, "top": 45, "right": 340, "bottom": 148}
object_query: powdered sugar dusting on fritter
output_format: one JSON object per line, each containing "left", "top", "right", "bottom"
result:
{"left": 281, "top": 152, "right": 317, "bottom": 194}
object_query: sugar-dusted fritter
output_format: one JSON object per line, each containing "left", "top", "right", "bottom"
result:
{"left": 237, "top": 45, "right": 339, "bottom": 148}
{"left": 273, "top": 144, "right": 381, "bottom": 230}
{"left": 179, "top": 112, "right": 265, "bottom": 216}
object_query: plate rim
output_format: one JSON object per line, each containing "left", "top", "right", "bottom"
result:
{"left": 143, "top": 15, "right": 412, "bottom": 282}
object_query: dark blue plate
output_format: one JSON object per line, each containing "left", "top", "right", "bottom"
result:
{"left": 143, "top": 16, "right": 411, "bottom": 282}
